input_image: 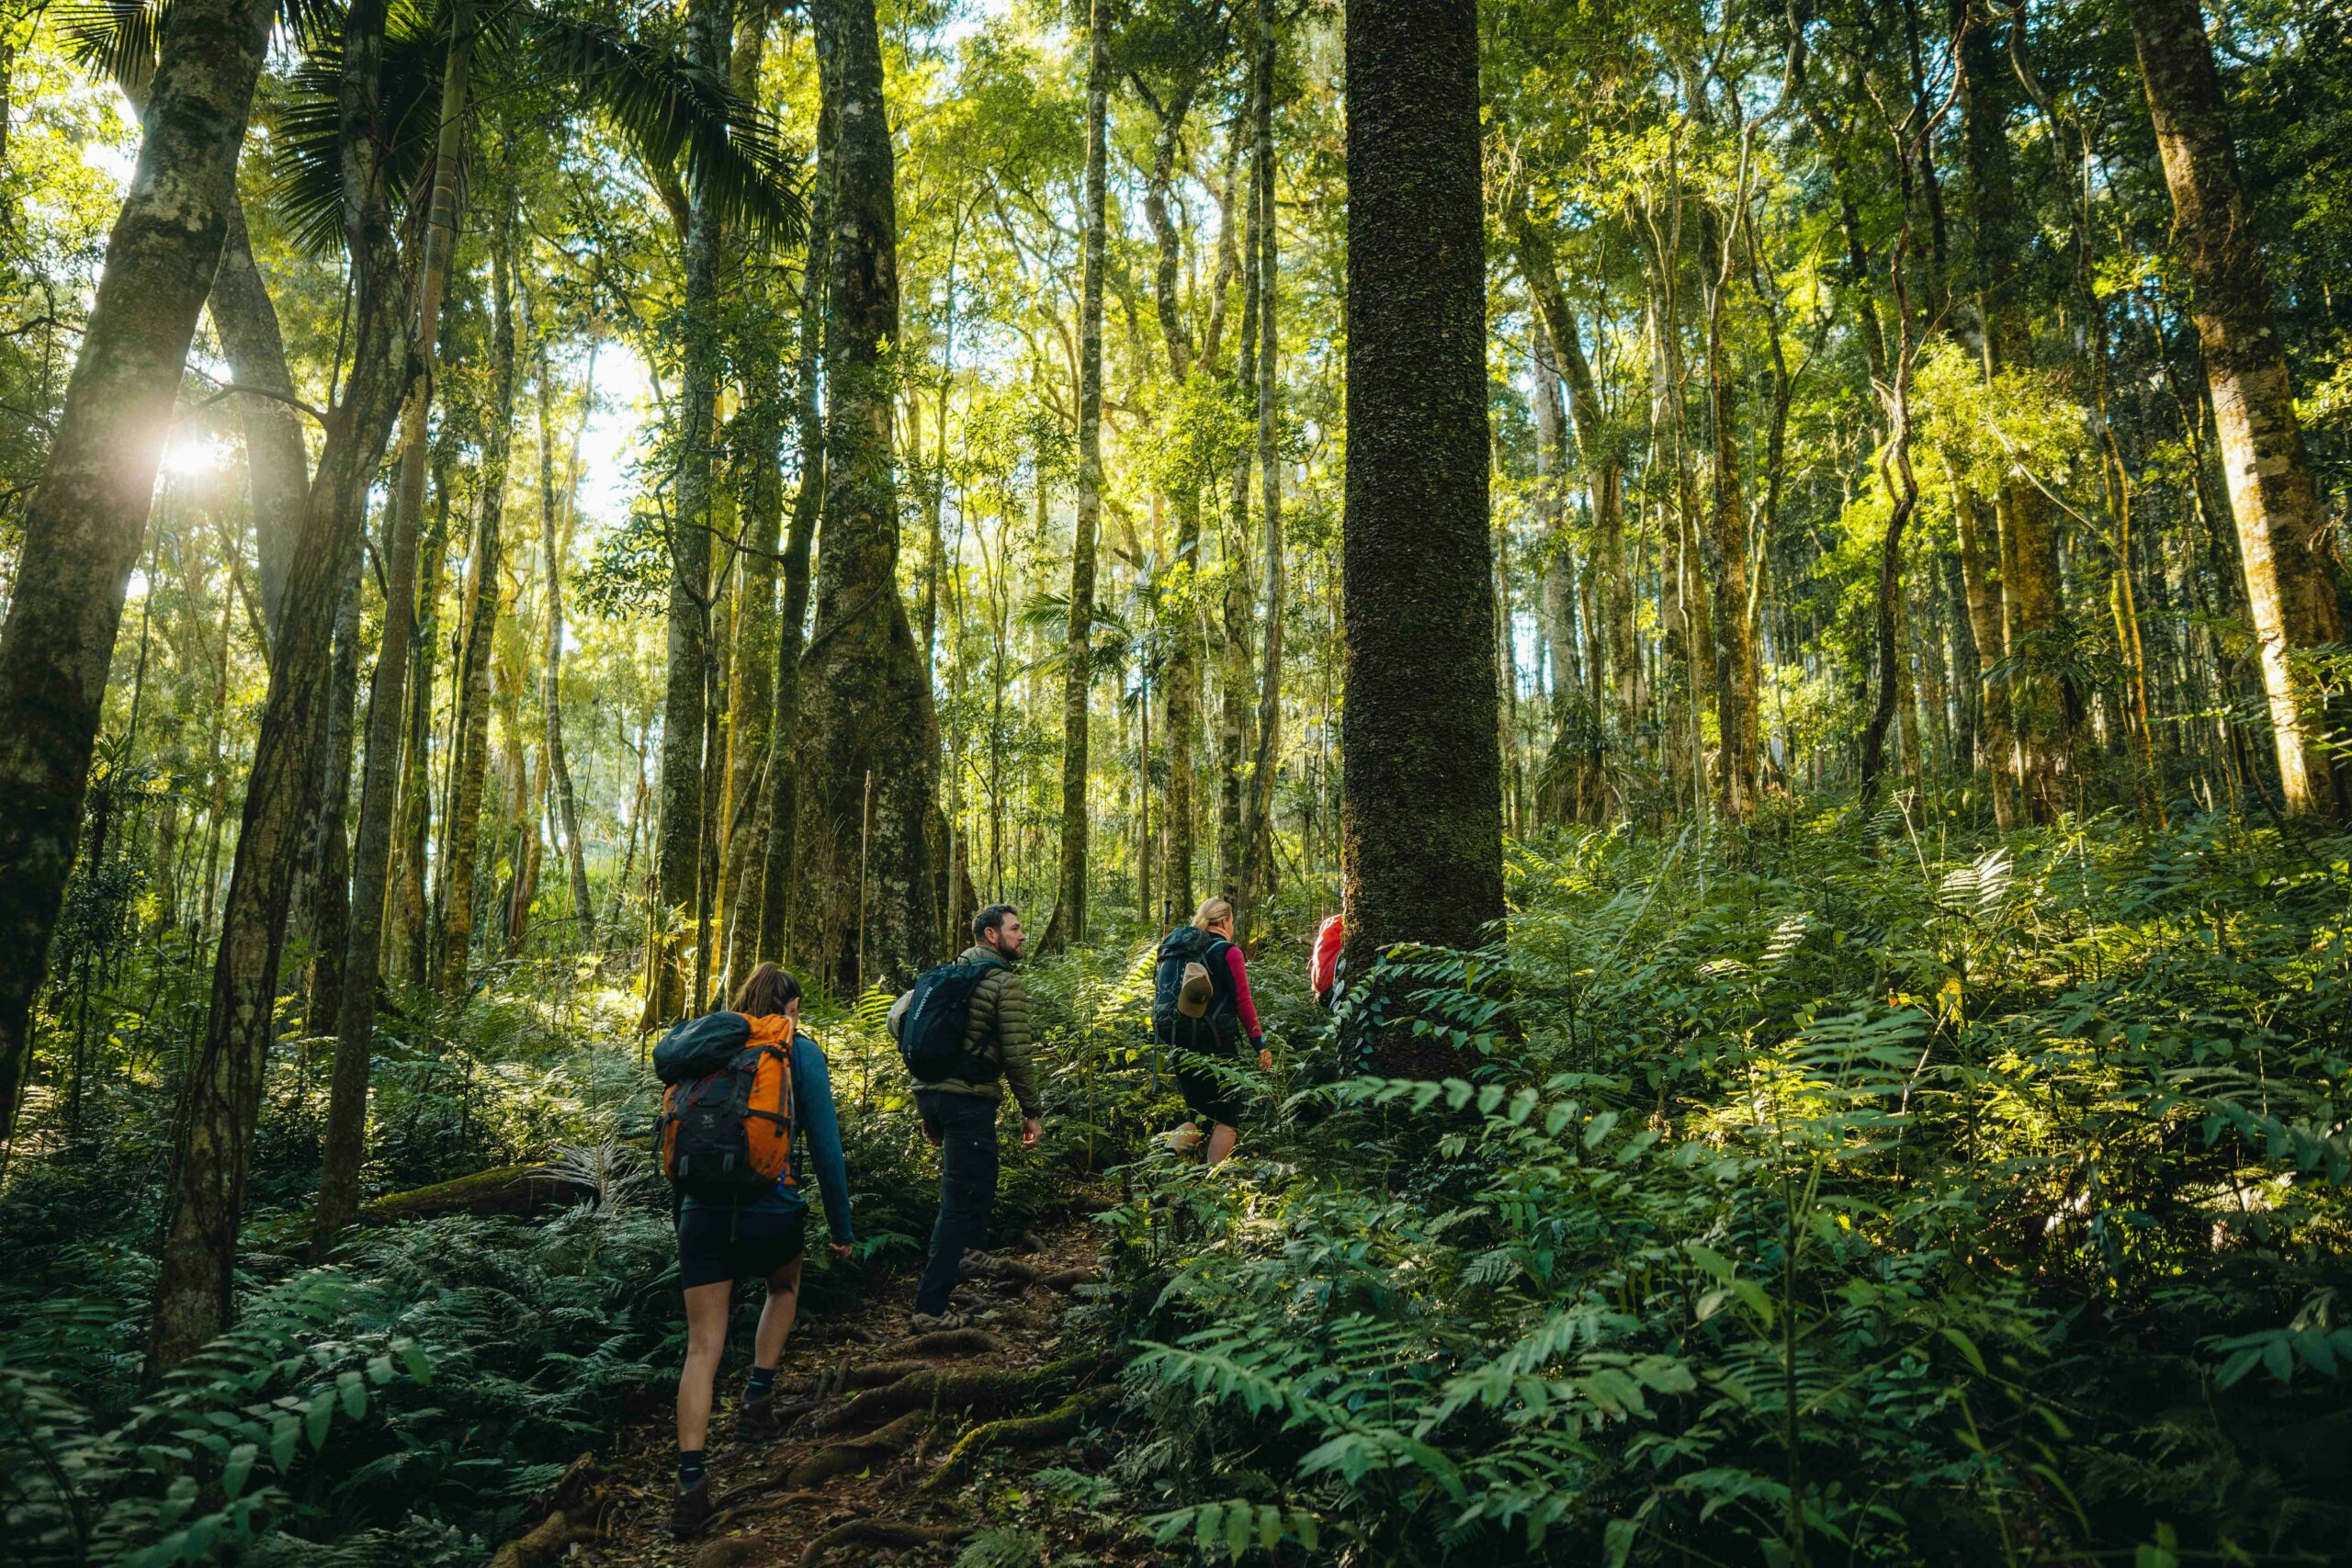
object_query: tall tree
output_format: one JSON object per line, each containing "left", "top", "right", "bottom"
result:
{"left": 1044, "top": 0, "right": 1110, "bottom": 953}
{"left": 1238, "top": 0, "right": 1283, "bottom": 924}
{"left": 2131, "top": 0, "right": 2349, "bottom": 818}
{"left": 650, "top": 0, "right": 729, "bottom": 1020}
{"left": 0, "top": 0, "right": 274, "bottom": 1143}
{"left": 792, "top": 0, "right": 943, "bottom": 990}
{"left": 539, "top": 335, "right": 594, "bottom": 936}
{"left": 758, "top": 89, "right": 831, "bottom": 963}
{"left": 1340, "top": 0, "right": 1502, "bottom": 1067}
{"left": 312, "top": 0, "right": 476, "bottom": 1252}
{"left": 434, "top": 154, "right": 519, "bottom": 995}
{"left": 150, "top": 0, "right": 421, "bottom": 1367}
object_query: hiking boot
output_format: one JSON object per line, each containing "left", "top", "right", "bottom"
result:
{"left": 672, "top": 1477, "right": 712, "bottom": 1540}
{"left": 909, "top": 1310, "right": 970, "bottom": 1333}
{"left": 738, "top": 1390, "right": 817, "bottom": 1438}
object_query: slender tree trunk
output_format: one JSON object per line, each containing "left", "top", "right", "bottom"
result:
{"left": 2132, "top": 0, "right": 2349, "bottom": 816}
{"left": 435, "top": 155, "right": 516, "bottom": 996}
{"left": 0, "top": 0, "right": 274, "bottom": 1143}
{"left": 541, "top": 338, "right": 594, "bottom": 935}
{"left": 210, "top": 197, "right": 310, "bottom": 648}
{"left": 390, "top": 475, "right": 448, "bottom": 986}
{"left": 647, "top": 0, "right": 729, "bottom": 1021}
{"left": 1145, "top": 88, "right": 1199, "bottom": 921}
{"left": 1340, "top": 0, "right": 1501, "bottom": 1073}
{"left": 1043, "top": 0, "right": 1109, "bottom": 953}
{"left": 719, "top": 21, "right": 779, "bottom": 981}
{"left": 1959, "top": 13, "right": 2071, "bottom": 820}
{"left": 1218, "top": 132, "right": 1260, "bottom": 897}
{"left": 302, "top": 560, "right": 362, "bottom": 1028}
{"left": 1519, "top": 221, "right": 1637, "bottom": 735}
{"left": 1239, "top": 0, "right": 1283, "bottom": 929}
{"left": 151, "top": 0, "right": 417, "bottom": 1363}
{"left": 759, "top": 93, "right": 831, "bottom": 963}
{"left": 1953, "top": 479, "right": 2018, "bottom": 828}
{"left": 792, "top": 0, "right": 943, "bottom": 990}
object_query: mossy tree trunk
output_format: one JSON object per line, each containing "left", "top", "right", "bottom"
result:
{"left": 791, "top": 0, "right": 943, "bottom": 992}
{"left": 1339, "top": 0, "right": 1502, "bottom": 1074}
{"left": 0, "top": 0, "right": 275, "bottom": 1145}
{"left": 2132, "top": 0, "right": 2349, "bottom": 818}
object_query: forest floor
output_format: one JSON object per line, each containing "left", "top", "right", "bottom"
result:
{"left": 486, "top": 1197, "right": 1132, "bottom": 1568}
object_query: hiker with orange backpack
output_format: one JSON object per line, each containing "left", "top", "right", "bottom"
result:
{"left": 653, "top": 963, "right": 854, "bottom": 1539}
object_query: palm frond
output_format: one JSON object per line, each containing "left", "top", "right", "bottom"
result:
{"left": 520, "top": 7, "right": 804, "bottom": 246}
{"left": 266, "top": 14, "right": 446, "bottom": 256}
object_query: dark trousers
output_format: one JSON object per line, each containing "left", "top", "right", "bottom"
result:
{"left": 914, "top": 1090, "right": 1000, "bottom": 1314}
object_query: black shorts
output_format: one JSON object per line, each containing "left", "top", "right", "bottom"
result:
{"left": 1173, "top": 1046, "right": 1246, "bottom": 1130}
{"left": 677, "top": 1203, "right": 807, "bottom": 1290}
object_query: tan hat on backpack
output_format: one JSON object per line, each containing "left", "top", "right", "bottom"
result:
{"left": 1177, "top": 961, "right": 1214, "bottom": 1018}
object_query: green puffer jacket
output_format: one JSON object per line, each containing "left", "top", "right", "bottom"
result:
{"left": 920, "top": 946, "right": 1041, "bottom": 1116}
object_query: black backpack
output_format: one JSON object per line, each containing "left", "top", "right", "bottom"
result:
{"left": 1151, "top": 926, "right": 1233, "bottom": 1046}
{"left": 897, "top": 958, "right": 1001, "bottom": 1083}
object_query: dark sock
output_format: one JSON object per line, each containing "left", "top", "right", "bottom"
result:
{"left": 679, "top": 1450, "right": 707, "bottom": 1489}
{"left": 746, "top": 1366, "right": 777, "bottom": 1401}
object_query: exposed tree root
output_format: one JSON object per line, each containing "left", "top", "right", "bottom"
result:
{"left": 1037, "top": 1268, "right": 1099, "bottom": 1292}
{"left": 921, "top": 1383, "right": 1118, "bottom": 1493}
{"left": 483, "top": 1510, "right": 605, "bottom": 1568}
{"left": 812, "top": 1350, "right": 1113, "bottom": 1436}
{"left": 784, "top": 1408, "right": 932, "bottom": 1487}
{"left": 707, "top": 1491, "right": 850, "bottom": 1532}
{"left": 799, "top": 1519, "right": 971, "bottom": 1567}
{"left": 878, "top": 1327, "right": 1010, "bottom": 1360}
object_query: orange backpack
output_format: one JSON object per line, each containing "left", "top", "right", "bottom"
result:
{"left": 654, "top": 1012, "right": 796, "bottom": 1200}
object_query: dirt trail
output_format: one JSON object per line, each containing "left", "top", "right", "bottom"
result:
{"left": 486, "top": 1202, "right": 1128, "bottom": 1568}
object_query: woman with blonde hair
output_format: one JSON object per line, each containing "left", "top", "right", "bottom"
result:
{"left": 1149, "top": 896, "right": 1272, "bottom": 1164}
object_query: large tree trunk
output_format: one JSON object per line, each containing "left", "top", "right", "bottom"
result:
{"left": 1238, "top": 0, "right": 1283, "bottom": 930}
{"left": 791, "top": 0, "right": 943, "bottom": 992}
{"left": 0, "top": 0, "right": 274, "bottom": 1145}
{"left": 1340, "top": 0, "right": 1501, "bottom": 1074}
{"left": 758, "top": 95, "right": 831, "bottom": 963}
{"left": 1042, "top": 0, "right": 1109, "bottom": 954}
{"left": 649, "top": 0, "right": 728, "bottom": 1021}
{"left": 2132, "top": 0, "right": 2349, "bottom": 817}
{"left": 150, "top": 0, "right": 418, "bottom": 1365}
{"left": 435, "top": 156, "right": 517, "bottom": 996}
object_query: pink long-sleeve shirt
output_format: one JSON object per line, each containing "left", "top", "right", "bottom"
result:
{"left": 1224, "top": 943, "right": 1262, "bottom": 1041}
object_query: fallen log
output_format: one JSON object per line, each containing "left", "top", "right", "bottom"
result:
{"left": 355, "top": 1165, "right": 595, "bottom": 1225}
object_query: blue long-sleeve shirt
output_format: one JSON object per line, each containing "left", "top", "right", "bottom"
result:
{"left": 681, "top": 1032, "right": 855, "bottom": 1246}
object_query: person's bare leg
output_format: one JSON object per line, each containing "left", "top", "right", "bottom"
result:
{"left": 1205, "top": 1122, "right": 1239, "bottom": 1164}
{"left": 752, "top": 1256, "right": 805, "bottom": 1371}
{"left": 676, "top": 1280, "right": 732, "bottom": 1453}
